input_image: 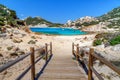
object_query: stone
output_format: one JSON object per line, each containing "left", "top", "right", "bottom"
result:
{"left": 12, "top": 47, "right": 20, "bottom": 52}
{"left": 111, "top": 44, "right": 120, "bottom": 51}
{"left": 17, "top": 51, "right": 25, "bottom": 55}
{"left": 12, "top": 38, "right": 23, "bottom": 43}
{"left": 13, "top": 30, "right": 20, "bottom": 34}
{"left": 96, "top": 44, "right": 105, "bottom": 49}
{"left": 0, "top": 33, "right": 7, "bottom": 38}
{"left": 0, "top": 54, "right": 3, "bottom": 57}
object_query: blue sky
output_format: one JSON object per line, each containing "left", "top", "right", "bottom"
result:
{"left": 0, "top": 0, "right": 120, "bottom": 23}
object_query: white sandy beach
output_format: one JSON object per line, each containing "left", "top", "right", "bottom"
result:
{"left": 0, "top": 29, "right": 119, "bottom": 80}
{"left": 0, "top": 28, "right": 96, "bottom": 80}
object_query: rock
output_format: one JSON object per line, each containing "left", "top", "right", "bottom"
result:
{"left": 12, "top": 47, "right": 20, "bottom": 52}
{"left": 0, "top": 33, "right": 7, "bottom": 38}
{"left": 12, "top": 38, "right": 23, "bottom": 43}
{"left": 96, "top": 44, "right": 105, "bottom": 49}
{"left": 13, "top": 30, "right": 20, "bottom": 34}
{"left": 21, "top": 34, "right": 26, "bottom": 37}
{"left": 0, "top": 54, "right": 3, "bottom": 57}
{"left": 95, "top": 49, "right": 120, "bottom": 61}
{"left": 14, "top": 34, "right": 23, "bottom": 38}
{"left": 6, "top": 28, "right": 12, "bottom": 33}
{"left": 17, "top": 51, "right": 25, "bottom": 55}
{"left": 111, "top": 44, "right": 120, "bottom": 51}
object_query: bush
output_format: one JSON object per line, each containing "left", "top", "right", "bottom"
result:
{"left": 0, "top": 21, "right": 4, "bottom": 26}
{"left": 93, "top": 39, "right": 102, "bottom": 46}
{"left": 7, "top": 46, "right": 13, "bottom": 51}
{"left": 0, "top": 54, "right": 3, "bottom": 57}
{"left": 110, "top": 35, "right": 120, "bottom": 46}
{"left": 28, "top": 40, "right": 36, "bottom": 44}
{"left": 10, "top": 53, "right": 18, "bottom": 57}
{"left": 31, "top": 36, "right": 36, "bottom": 39}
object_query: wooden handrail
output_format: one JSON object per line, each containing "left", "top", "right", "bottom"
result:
{"left": 16, "top": 53, "right": 45, "bottom": 80}
{"left": 0, "top": 42, "right": 52, "bottom": 80}
{"left": 30, "top": 47, "right": 35, "bottom": 80}
{"left": 0, "top": 52, "right": 31, "bottom": 72}
{"left": 72, "top": 43, "right": 120, "bottom": 80}
{"left": 93, "top": 50, "right": 120, "bottom": 75}
{"left": 45, "top": 43, "right": 48, "bottom": 62}
{"left": 90, "top": 66, "right": 104, "bottom": 80}
{"left": 88, "top": 48, "right": 93, "bottom": 80}
{"left": 50, "top": 42, "right": 52, "bottom": 55}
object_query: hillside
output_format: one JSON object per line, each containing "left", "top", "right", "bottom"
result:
{"left": 64, "top": 16, "right": 99, "bottom": 28}
{"left": 24, "top": 16, "right": 63, "bottom": 27}
{"left": 0, "top": 4, "right": 24, "bottom": 29}
{"left": 98, "top": 7, "right": 120, "bottom": 29}
{"left": 65, "top": 6, "right": 120, "bottom": 32}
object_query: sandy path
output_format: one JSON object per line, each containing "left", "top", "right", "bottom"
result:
{"left": 0, "top": 34, "right": 96, "bottom": 80}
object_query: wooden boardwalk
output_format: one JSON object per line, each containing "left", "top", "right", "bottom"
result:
{"left": 38, "top": 42, "right": 87, "bottom": 80}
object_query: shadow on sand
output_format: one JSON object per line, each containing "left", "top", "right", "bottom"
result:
{"left": 35, "top": 54, "right": 53, "bottom": 80}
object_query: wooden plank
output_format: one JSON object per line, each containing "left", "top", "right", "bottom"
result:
{"left": 45, "top": 43, "right": 48, "bottom": 62}
{"left": 76, "top": 44, "right": 79, "bottom": 61}
{"left": 72, "top": 43, "right": 74, "bottom": 55}
{"left": 50, "top": 42, "right": 52, "bottom": 55}
{"left": 0, "top": 52, "right": 31, "bottom": 72}
{"left": 30, "top": 47, "right": 35, "bottom": 80}
{"left": 88, "top": 48, "right": 94, "bottom": 80}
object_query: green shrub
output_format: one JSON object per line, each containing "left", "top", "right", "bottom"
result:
{"left": 28, "top": 40, "right": 36, "bottom": 44}
{"left": 0, "top": 54, "right": 3, "bottom": 57}
{"left": 10, "top": 53, "right": 18, "bottom": 57}
{"left": 0, "top": 21, "right": 4, "bottom": 26}
{"left": 110, "top": 35, "right": 120, "bottom": 46}
{"left": 7, "top": 46, "right": 13, "bottom": 50}
{"left": 93, "top": 39, "right": 102, "bottom": 46}
{"left": 31, "top": 36, "right": 36, "bottom": 39}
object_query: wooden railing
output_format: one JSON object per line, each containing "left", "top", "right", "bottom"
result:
{"left": 0, "top": 42, "right": 52, "bottom": 80}
{"left": 72, "top": 43, "right": 120, "bottom": 80}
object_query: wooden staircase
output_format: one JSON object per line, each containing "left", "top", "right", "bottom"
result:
{"left": 38, "top": 43, "right": 87, "bottom": 80}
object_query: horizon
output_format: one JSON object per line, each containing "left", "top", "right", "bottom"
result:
{"left": 0, "top": 0, "right": 120, "bottom": 23}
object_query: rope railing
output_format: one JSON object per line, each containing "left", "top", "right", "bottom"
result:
{"left": 72, "top": 43, "right": 120, "bottom": 80}
{"left": 0, "top": 42, "right": 52, "bottom": 80}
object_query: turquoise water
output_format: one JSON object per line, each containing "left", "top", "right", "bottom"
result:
{"left": 30, "top": 27, "right": 86, "bottom": 35}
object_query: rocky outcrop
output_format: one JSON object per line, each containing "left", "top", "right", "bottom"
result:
{"left": 64, "top": 16, "right": 99, "bottom": 28}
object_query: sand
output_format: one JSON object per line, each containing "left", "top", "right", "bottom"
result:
{"left": 0, "top": 30, "right": 96, "bottom": 80}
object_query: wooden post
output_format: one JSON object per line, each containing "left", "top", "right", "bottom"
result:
{"left": 50, "top": 42, "right": 52, "bottom": 55}
{"left": 30, "top": 47, "right": 35, "bottom": 80}
{"left": 45, "top": 43, "right": 48, "bottom": 62}
{"left": 72, "top": 43, "right": 74, "bottom": 55}
{"left": 88, "top": 48, "right": 94, "bottom": 80}
{"left": 76, "top": 44, "right": 79, "bottom": 61}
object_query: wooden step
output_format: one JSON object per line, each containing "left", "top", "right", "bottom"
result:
{"left": 38, "top": 78, "right": 87, "bottom": 80}
{"left": 47, "top": 63, "right": 77, "bottom": 67}
{"left": 44, "top": 66, "right": 79, "bottom": 71}
{"left": 39, "top": 72, "right": 86, "bottom": 80}
{"left": 43, "top": 69, "right": 83, "bottom": 74}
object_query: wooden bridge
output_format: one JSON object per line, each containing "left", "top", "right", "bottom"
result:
{"left": 0, "top": 42, "right": 120, "bottom": 80}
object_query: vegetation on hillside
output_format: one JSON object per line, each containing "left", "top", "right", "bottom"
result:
{"left": 98, "top": 6, "right": 120, "bottom": 28}
{"left": 110, "top": 35, "right": 120, "bottom": 46}
{"left": 0, "top": 4, "right": 24, "bottom": 29}
{"left": 80, "top": 21, "right": 99, "bottom": 26}
{"left": 24, "top": 16, "right": 63, "bottom": 27}
{"left": 93, "top": 32, "right": 120, "bottom": 46}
